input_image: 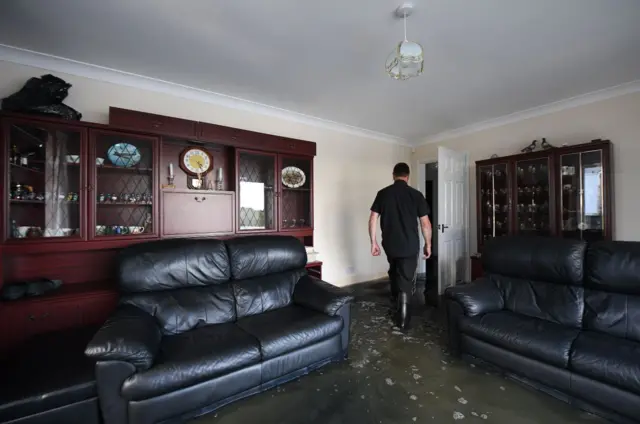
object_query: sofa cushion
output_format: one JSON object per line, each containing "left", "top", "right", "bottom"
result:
{"left": 118, "top": 239, "right": 231, "bottom": 293}
{"left": 121, "top": 323, "right": 261, "bottom": 401}
{"left": 491, "top": 277, "right": 584, "bottom": 327}
{"left": 226, "top": 235, "right": 307, "bottom": 280}
{"left": 583, "top": 289, "right": 640, "bottom": 343}
{"left": 483, "top": 236, "right": 586, "bottom": 286}
{"left": 236, "top": 306, "right": 343, "bottom": 360}
{"left": 585, "top": 241, "right": 640, "bottom": 295}
{"left": 0, "top": 327, "right": 98, "bottom": 423}
{"left": 232, "top": 269, "right": 307, "bottom": 319}
{"left": 570, "top": 331, "right": 640, "bottom": 395}
{"left": 121, "top": 284, "right": 236, "bottom": 335}
{"left": 459, "top": 311, "right": 579, "bottom": 368}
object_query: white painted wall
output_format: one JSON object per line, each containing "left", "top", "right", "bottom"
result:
{"left": 0, "top": 60, "right": 411, "bottom": 286}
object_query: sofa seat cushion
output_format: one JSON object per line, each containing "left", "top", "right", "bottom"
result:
{"left": 122, "top": 323, "right": 261, "bottom": 401}
{"left": 570, "top": 331, "right": 640, "bottom": 395}
{"left": 236, "top": 305, "right": 343, "bottom": 360}
{"left": 0, "top": 326, "right": 98, "bottom": 423}
{"left": 459, "top": 311, "right": 579, "bottom": 368}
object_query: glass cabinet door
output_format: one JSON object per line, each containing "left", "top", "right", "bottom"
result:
{"left": 237, "top": 150, "right": 277, "bottom": 231}
{"left": 515, "top": 157, "right": 551, "bottom": 236}
{"left": 279, "top": 156, "right": 312, "bottom": 231}
{"left": 560, "top": 150, "right": 604, "bottom": 241}
{"left": 478, "top": 163, "right": 510, "bottom": 246}
{"left": 91, "top": 131, "right": 157, "bottom": 238}
{"left": 7, "top": 121, "right": 84, "bottom": 240}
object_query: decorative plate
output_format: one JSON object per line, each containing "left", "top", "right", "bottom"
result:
{"left": 282, "top": 166, "right": 306, "bottom": 188}
{"left": 107, "top": 143, "right": 141, "bottom": 168}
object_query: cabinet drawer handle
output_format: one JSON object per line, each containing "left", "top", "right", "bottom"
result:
{"left": 194, "top": 196, "right": 206, "bottom": 202}
{"left": 288, "top": 143, "right": 296, "bottom": 149}
{"left": 151, "top": 121, "right": 163, "bottom": 128}
{"left": 28, "top": 314, "right": 35, "bottom": 321}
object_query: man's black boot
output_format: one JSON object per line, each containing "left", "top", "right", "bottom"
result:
{"left": 394, "top": 292, "right": 411, "bottom": 330}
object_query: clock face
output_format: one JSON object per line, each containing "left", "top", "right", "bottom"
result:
{"left": 181, "top": 148, "right": 212, "bottom": 175}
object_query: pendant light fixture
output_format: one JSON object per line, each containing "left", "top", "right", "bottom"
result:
{"left": 386, "top": 3, "right": 424, "bottom": 80}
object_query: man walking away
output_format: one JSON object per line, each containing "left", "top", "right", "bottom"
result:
{"left": 368, "top": 162, "right": 432, "bottom": 330}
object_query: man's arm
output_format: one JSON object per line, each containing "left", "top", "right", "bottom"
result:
{"left": 369, "top": 192, "right": 382, "bottom": 256}
{"left": 420, "top": 215, "right": 432, "bottom": 249}
{"left": 369, "top": 211, "right": 379, "bottom": 245}
{"left": 417, "top": 192, "right": 432, "bottom": 257}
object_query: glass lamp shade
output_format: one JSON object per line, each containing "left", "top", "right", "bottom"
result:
{"left": 386, "top": 40, "right": 424, "bottom": 80}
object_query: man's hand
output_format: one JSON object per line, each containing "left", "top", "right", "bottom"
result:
{"left": 371, "top": 243, "right": 381, "bottom": 256}
{"left": 423, "top": 244, "right": 432, "bottom": 259}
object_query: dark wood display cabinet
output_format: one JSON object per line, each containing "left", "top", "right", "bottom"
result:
{"left": 473, "top": 139, "right": 613, "bottom": 277}
{"left": 0, "top": 107, "right": 319, "bottom": 353}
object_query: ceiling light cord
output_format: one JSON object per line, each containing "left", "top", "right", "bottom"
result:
{"left": 403, "top": 12, "right": 408, "bottom": 41}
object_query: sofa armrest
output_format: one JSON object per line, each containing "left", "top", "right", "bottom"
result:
{"left": 85, "top": 304, "right": 162, "bottom": 371}
{"left": 293, "top": 275, "right": 355, "bottom": 316}
{"left": 444, "top": 278, "right": 503, "bottom": 317}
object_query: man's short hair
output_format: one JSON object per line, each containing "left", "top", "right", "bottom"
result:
{"left": 393, "top": 162, "right": 411, "bottom": 177}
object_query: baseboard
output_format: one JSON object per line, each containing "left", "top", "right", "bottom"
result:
{"left": 333, "top": 273, "right": 387, "bottom": 287}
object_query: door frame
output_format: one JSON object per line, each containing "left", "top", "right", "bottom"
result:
{"left": 416, "top": 155, "right": 471, "bottom": 282}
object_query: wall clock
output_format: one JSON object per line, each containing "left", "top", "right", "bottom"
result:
{"left": 179, "top": 146, "right": 213, "bottom": 189}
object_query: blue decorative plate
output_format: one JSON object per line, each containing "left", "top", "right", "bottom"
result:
{"left": 107, "top": 143, "right": 141, "bottom": 167}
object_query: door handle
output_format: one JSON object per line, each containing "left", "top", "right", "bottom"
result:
{"left": 439, "top": 224, "right": 449, "bottom": 234}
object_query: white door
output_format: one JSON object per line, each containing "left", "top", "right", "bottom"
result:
{"left": 437, "top": 146, "right": 469, "bottom": 295}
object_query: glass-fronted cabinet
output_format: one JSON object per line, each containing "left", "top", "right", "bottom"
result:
{"left": 7, "top": 120, "right": 85, "bottom": 241}
{"left": 90, "top": 130, "right": 158, "bottom": 238}
{"left": 514, "top": 157, "right": 552, "bottom": 236}
{"left": 477, "top": 163, "right": 510, "bottom": 245}
{"left": 237, "top": 150, "right": 277, "bottom": 232}
{"left": 476, "top": 139, "right": 612, "bottom": 251}
{"left": 559, "top": 149, "right": 606, "bottom": 241}
{"left": 279, "top": 155, "right": 312, "bottom": 231}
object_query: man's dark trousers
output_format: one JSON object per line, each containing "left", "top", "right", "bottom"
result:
{"left": 387, "top": 255, "right": 419, "bottom": 298}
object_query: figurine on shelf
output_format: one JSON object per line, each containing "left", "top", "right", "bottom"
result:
{"left": 121, "top": 194, "right": 130, "bottom": 203}
{"left": 540, "top": 138, "right": 554, "bottom": 150}
{"left": 1, "top": 74, "right": 82, "bottom": 120}
{"left": 110, "top": 194, "right": 118, "bottom": 203}
{"left": 521, "top": 140, "right": 537, "bottom": 153}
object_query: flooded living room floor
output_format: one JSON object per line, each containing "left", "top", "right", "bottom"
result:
{"left": 191, "top": 280, "right": 606, "bottom": 424}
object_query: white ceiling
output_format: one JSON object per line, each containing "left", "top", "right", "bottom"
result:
{"left": 1, "top": 0, "right": 639, "bottom": 143}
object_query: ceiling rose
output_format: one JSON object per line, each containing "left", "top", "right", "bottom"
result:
{"left": 386, "top": 3, "right": 424, "bottom": 81}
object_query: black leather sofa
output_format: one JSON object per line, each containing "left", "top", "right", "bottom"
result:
{"left": 445, "top": 236, "right": 640, "bottom": 423}
{"left": 0, "top": 326, "right": 101, "bottom": 424}
{"left": 85, "top": 235, "right": 354, "bottom": 424}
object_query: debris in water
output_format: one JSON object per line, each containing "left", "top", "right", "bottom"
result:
{"left": 480, "top": 414, "right": 488, "bottom": 420}
{"left": 412, "top": 418, "right": 417, "bottom": 422}
{"left": 441, "top": 366, "right": 447, "bottom": 371}
{"left": 441, "top": 360, "right": 448, "bottom": 365}
{"left": 454, "top": 385, "right": 462, "bottom": 392}
{"left": 471, "top": 412, "right": 478, "bottom": 417}
{"left": 458, "top": 397, "right": 468, "bottom": 405}
{"left": 385, "top": 378, "right": 395, "bottom": 386}
{"left": 361, "top": 395, "right": 365, "bottom": 399}
{"left": 413, "top": 373, "right": 422, "bottom": 380}
{"left": 470, "top": 364, "right": 476, "bottom": 368}
{"left": 409, "top": 395, "right": 418, "bottom": 400}
{"left": 500, "top": 386, "right": 505, "bottom": 391}
{"left": 453, "top": 411, "right": 465, "bottom": 420}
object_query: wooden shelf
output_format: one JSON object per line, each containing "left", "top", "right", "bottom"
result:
{"left": 97, "top": 202, "right": 152, "bottom": 207}
{"left": 96, "top": 164, "right": 152, "bottom": 173}
{"left": 10, "top": 200, "right": 79, "bottom": 205}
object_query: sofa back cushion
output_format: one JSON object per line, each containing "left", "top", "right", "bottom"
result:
{"left": 121, "top": 285, "right": 236, "bottom": 335}
{"left": 118, "top": 239, "right": 231, "bottom": 293}
{"left": 225, "top": 236, "right": 307, "bottom": 280}
{"left": 583, "top": 241, "right": 640, "bottom": 342}
{"left": 482, "top": 236, "right": 586, "bottom": 327}
{"left": 232, "top": 269, "right": 307, "bottom": 319}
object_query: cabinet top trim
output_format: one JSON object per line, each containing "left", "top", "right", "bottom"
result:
{"left": 476, "top": 139, "right": 610, "bottom": 165}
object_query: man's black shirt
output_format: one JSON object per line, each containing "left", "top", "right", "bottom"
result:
{"left": 370, "top": 180, "right": 430, "bottom": 258}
